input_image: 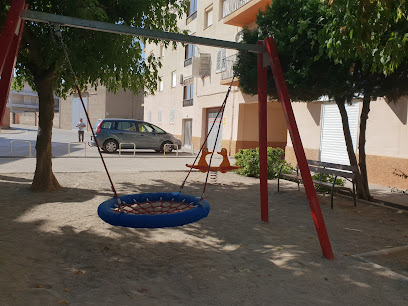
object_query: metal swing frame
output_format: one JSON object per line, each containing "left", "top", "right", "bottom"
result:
{"left": 0, "top": 0, "right": 334, "bottom": 259}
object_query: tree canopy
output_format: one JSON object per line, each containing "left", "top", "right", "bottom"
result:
{"left": 12, "top": 0, "right": 188, "bottom": 96}
{"left": 235, "top": 0, "right": 408, "bottom": 200}
{"left": 1, "top": 0, "right": 188, "bottom": 191}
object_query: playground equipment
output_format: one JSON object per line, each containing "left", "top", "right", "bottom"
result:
{"left": 0, "top": 0, "right": 334, "bottom": 259}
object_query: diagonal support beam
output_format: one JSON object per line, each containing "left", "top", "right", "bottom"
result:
{"left": 0, "top": 0, "right": 25, "bottom": 75}
{"left": 263, "top": 37, "right": 334, "bottom": 260}
{"left": 0, "top": 0, "right": 26, "bottom": 126}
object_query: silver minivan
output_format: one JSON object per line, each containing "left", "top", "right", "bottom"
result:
{"left": 89, "top": 119, "right": 182, "bottom": 153}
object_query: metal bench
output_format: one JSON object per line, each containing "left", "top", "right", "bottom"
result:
{"left": 278, "top": 160, "right": 358, "bottom": 209}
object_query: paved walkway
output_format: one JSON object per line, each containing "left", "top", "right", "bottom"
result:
{"left": 1, "top": 124, "right": 407, "bottom": 209}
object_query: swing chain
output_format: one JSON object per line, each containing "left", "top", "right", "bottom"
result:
{"left": 180, "top": 74, "right": 236, "bottom": 202}
{"left": 49, "top": 24, "right": 79, "bottom": 87}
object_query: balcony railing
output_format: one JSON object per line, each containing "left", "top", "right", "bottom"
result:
{"left": 222, "top": 0, "right": 252, "bottom": 19}
{"left": 183, "top": 99, "right": 193, "bottom": 107}
{"left": 221, "top": 54, "right": 238, "bottom": 81}
{"left": 186, "top": 11, "right": 197, "bottom": 24}
{"left": 184, "top": 57, "right": 193, "bottom": 67}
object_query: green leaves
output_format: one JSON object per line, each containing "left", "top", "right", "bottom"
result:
{"left": 2, "top": 0, "right": 188, "bottom": 97}
{"left": 323, "top": 0, "right": 408, "bottom": 75}
{"left": 233, "top": 147, "right": 293, "bottom": 179}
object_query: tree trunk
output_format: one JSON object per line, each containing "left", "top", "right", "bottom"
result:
{"left": 31, "top": 73, "right": 61, "bottom": 191}
{"left": 335, "top": 97, "right": 365, "bottom": 199}
{"left": 358, "top": 94, "right": 373, "bottom": 200}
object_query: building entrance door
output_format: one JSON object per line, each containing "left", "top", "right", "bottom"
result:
{"left": 207, "top": 108, "right": 222, "bottom": 151}
{"left": 72, "top": 96, "right": 88, "bottom": 130}
{"left": 183, "top": 119, "right": 192, "bottom": 148}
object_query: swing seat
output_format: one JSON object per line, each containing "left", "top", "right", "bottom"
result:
{"left": 186, "top": 164, "right": 241, "bottom": 173}
{"left": 98, "top": 192, "right": 210, "bottom": 228}
{"left": 186, "top": 148, "right": 241, "bottom": 173}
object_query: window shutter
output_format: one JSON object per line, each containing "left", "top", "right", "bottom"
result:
{"left": 216, "top": 50, "right": 222, "bottom": 73}
{"left": 170, "top": 108, "right": 175, "bottom": 124}
{"left": 221, "top": 49, "right": 227, "bottom": 71}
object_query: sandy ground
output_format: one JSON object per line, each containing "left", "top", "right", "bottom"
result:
{"left": 1, "top": 171, "right": 407, "bottom": 305}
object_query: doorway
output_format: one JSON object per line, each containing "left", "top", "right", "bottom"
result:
{"left": 206, "top": 108, "right": 223, "bottom": 151}
{"left": 72, "top": 96, "right": 88, "bottom": 130}
{"left": 183, "top": 119, "right": 192, "bottom": 148}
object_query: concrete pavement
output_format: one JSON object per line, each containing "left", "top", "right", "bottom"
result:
{"left": 1, "top": 124, "right": 407, "bottom": 209}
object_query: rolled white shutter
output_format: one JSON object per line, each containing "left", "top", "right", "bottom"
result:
{"left": 320, "top": 101, "right": 360, "bottom": 165}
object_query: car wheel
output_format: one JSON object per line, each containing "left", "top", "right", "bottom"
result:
{"left": 160, "top": 141, "right": 173, "bottom": 153}
{"left": 103, "top": 139, "right": 118, "bottom": 153}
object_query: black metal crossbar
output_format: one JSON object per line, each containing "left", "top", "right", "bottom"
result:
{"left": 20, "top": 10, "right": 264, "bottom": 53}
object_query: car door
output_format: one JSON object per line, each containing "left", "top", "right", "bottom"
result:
{"left": 116, "top": 121, "right": 138, "bottom": 148}
{"left": 135, "top": 122, "right": 160, "bottom": 149}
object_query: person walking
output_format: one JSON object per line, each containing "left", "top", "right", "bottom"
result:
{"left": 76, "top": 118, "right": 86, "bottom": 142}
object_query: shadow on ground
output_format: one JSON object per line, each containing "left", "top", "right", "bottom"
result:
{"left": 0, "top": 173, "right": 407, "bottom": 305}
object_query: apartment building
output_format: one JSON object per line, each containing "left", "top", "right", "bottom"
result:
{"left": 59, "top": 86, "right": 144, "bottom": 130}
{"left": 3, "top": 82, "right": 59, "bottom": 128}
{"left": 144, "top": 0, "right": 286, "bottom": 155}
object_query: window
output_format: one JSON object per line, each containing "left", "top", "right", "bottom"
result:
{"left": 160, "top": 44, "right": 164, "bottom": 58}
{"left": 151, "top": 124, "right": 166, "bottom": 134}
{"left": 187, "top": 0, "right": 197, "bottom": 23}
{"left": 184, "top": 44, "right": 196, "bottom": 66}
{"left": 148, "top": 111, "right": 152, "bottom": 123}
{"left": 137, "top": 122, "right": 154, "bottom": 133}
{"left": 183, "top": 83, "right": 194, "bottom": 106}
{"left": 101, "top": 121, "right": 114, "bottom": 129}
{"left": 188, "top": 0, "right": 197, "bottom": 15}
{"left": 159, "top": 78, "right": 163, "bottom": 91}
{"left": 117, "top": 121, "right": 137, "bottom": 131}
{"left": 158, "top": 110, "right": 162, "bottom": 123}
{"left": 171, "top": 71, "right": 177, "bottom": 88}
{"left": 205, "top": 6, "right": 213, "bottom": 28}
{"left": 170, "top": 108, "right": 175, "bottom": 124}
{"left": 216, "top": 48, "right": 227, "bottom": 73}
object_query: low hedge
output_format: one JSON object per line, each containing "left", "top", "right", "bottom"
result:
{"left": 233, "top": 147, "right": 293, "bottom": 179}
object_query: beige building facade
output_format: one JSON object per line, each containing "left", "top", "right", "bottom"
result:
{"left": 144, "top": 0, "right": 286, "bottom": 155}
{"left": 59, "top": 86, "right": 143, "bottom": 130}
{"left": 2, "top": 82, "right": 59, "bottom": 128}
{"left": 285, "top": 98, "right": 408, "bottom": 189}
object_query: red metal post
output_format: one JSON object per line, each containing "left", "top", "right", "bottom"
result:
{"left": 0, "top": 0, "right": 25, "bottom": 74}
{"left": 0, "top": 13, "right": 25, "bottom": 126}
{"left": 257, "top": 41, "right": 269, "bottom": 222}
{"left": 264, "top": 37, "right": 334, "bottom": 259}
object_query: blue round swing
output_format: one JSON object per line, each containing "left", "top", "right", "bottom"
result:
{"left": 98, "top": 192, "right": 210, "bottom": 228}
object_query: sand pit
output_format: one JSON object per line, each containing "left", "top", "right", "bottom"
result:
{"left": 1, "top": 171, "right": 407, "bottom": 305}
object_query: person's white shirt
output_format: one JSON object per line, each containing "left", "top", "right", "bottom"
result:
{"left": 76, "top": 121, "right": 86, "bottom": 131}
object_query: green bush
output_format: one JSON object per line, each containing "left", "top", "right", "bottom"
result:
{"left": 312, "top": 173, "right": 345, "bottom": 193}
{"left": 233, "top": 147, "right": 293, "bottom": 179}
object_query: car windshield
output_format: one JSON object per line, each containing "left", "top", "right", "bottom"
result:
{"left": 150, "top": 124, "right": 166, "bottom": 134}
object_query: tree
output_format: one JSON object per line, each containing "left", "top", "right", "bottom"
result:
{"left": 321, "top": 0, "right": 408, "bottom": 200}
{"left": 0, "top": 0, "right": 187, "bottom": 191}
{"left": 235, "top": 0, "right": 408, "bottom": 200}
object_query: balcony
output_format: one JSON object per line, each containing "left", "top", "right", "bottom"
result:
{"left": 220, "top": 54, "right": 239, "bottom": 86}
{"left": 222, "top": 0, "right": 272, "bottom": 27}
{"left": 183, "top": 99, "right": 193, "bottom": 107}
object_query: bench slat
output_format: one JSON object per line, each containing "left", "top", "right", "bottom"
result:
{"left": 308, "top": 165, "right": 355, "bottom": 179}
{"left": 307, "top": 160, "right": 358, "bottom": 172}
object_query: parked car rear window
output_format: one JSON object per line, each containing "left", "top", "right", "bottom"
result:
{"left": 117, "top": 121, "right": 137, "bottom": 131}
{"left": 101, "top": 121, "right": 114, "bottom": 129}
